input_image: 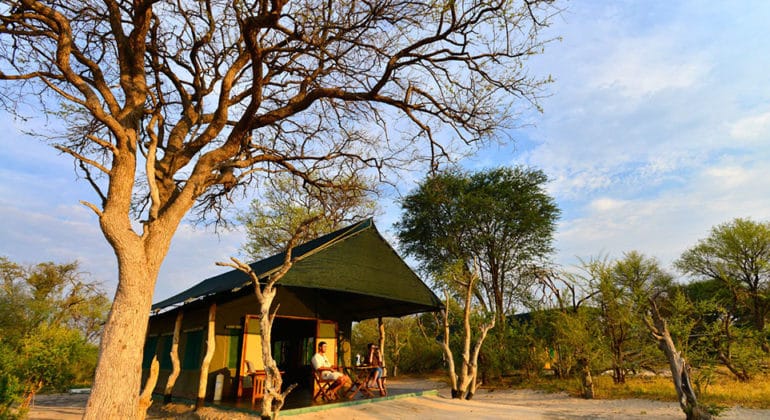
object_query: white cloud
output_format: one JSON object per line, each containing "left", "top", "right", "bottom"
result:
{"left": 590, "top": 198, "right": 626, "bottom": 212}
{"left": 586, "top": 35, "right": 709, "bottom": 99}
{"left": 730, "top": 111, "right": 770, "bottom": 141}
{"left": 555, "top": 155, "right": 770, "bottom": 273}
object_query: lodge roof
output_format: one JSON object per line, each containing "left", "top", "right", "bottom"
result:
{"left": 150, "top": 219, "right": 443, "bottom": 320}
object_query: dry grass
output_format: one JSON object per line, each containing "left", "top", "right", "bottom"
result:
{"left": 498, "top": 372, "right": 770, "bottom": 410}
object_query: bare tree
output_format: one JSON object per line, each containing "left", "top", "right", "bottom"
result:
{"left": 217, "top": 218, "right": 316, "bottom": 420}
{"left": 0, "top": 0, "right": 556, "bottom": 416}
{"left": 419, "top": 260, "right": 495, "bottom": 400}
{"left": 645, "top": 298, "right": 713, "bottom": 420}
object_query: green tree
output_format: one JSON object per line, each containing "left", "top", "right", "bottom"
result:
{"left": 240, "top": 173, "right": 378, "bottom": 260}
{"left": 675, "top": 218, "right": 770, "bottom": 340}
{"left": 678, "top": 279, "right": 762, "bottom": 382}
{"left": 397, "top": 167, "right": 560, "bottom": 325}
{"left": 584, "top": 252, "right": 673, "bottom": 384}
{"left": 0, "top": 257, "right": 108, "bottom": 412}
{"left": 0, "top": 2, "right": 557, "bottom": 416}
{"left": 0, "top": 343, "right": 24, "bottom": 419}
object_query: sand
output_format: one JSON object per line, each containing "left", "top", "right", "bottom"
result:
{"left": 27, "top": 380, "right": 770, "bottom": 420}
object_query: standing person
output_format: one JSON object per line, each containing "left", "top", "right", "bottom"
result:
{"left": 366, "top": 343, "right": 386, "bottom": 396}
{"left": 311, "top": 341, "right": 351, "bottom": 399}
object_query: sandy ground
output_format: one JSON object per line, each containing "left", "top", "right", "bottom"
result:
{"left": 287, "top": 388, "right": 770, "bottom": 420}
{"left": 27, "top": 378, "right": 770, "bottom": 420}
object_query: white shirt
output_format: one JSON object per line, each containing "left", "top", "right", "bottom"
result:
{"left": 311, "top": 352, "right": 331, "bottom": 370}
{"left": 311, "top": 352, "right": 342, "bottom": 381}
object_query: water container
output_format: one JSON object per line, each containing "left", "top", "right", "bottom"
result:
{"left": 214, "top": 373, "right": 224, "bottom": 401}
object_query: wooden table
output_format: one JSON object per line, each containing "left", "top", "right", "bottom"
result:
{"left": 344, "top": 366, "right": 376, "bottom": 399}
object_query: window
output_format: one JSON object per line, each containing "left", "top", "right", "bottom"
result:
{"left": 226, "top": 330, "right": 241, "bottom": 370}
{"left": 159, "top": 335, "right": 173, "bottom": 370}
{"left": 142, "top": 336, "right": 159, "bottom": 369}
{"left": 182, "top": 330, "right": 203, "bottom": 370}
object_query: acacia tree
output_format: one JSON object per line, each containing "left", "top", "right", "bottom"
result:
{"left": 0, "top": 257, "right": 108, "bottom": 411}
{"left": 240, "top": 173, "right": 377, "bottom": 260}
{"left": 397, "top": 167, "right": 560, "bottom": 326}
{"left": 676, "top": 218, "right": 770, "bottom": 349}
{"left": 0, "top": 1, "right": 556, "bottom": 416}
{"left": 583, "top": 252, "right": 672, "bottom": 384}
{"left": 538, "top": 271, "right": 601, "bottom": 397}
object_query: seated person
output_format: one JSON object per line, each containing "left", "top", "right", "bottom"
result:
{"left": 366, "top": 343, "right": 386, "bottom": 395}
{"left": 311, "top": 341, "right": 351, "bottom": 398}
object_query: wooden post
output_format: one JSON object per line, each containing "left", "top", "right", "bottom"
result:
{"left": 164, "top": 311, "right": 183, "bottom": 403}
{"left": 137, "top": 356, "right": 159, "bottom": 420}
{"left": 378, "top": 317, "right": 385, "bottom": 364}
{"left": 196, "top": 304, "right": 216, "bottom": 410}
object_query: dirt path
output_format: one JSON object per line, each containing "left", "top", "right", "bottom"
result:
{"left": 286, "top": 389, "right": 769, "bottom": 420}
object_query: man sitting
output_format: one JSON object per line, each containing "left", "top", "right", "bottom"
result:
{"left": 311, "top": 341, "right": 351, "bottom": 399}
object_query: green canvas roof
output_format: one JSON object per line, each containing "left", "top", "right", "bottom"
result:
{"left": 151, "top": 219, "right": 443, "bottom": 320}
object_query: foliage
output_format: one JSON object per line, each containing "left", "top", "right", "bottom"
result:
{"left": 0, "top": 257, "right": 107, "bottom": 410}
{"left": 676, "top": 218, "right": 770, "bottom": 338}
{"left": 490, "top": 318, "right": 549, "bottom": 379}
{"left": 550, "top": 306, "right": 607, "bottom": 378}
{"left": 0, "top": 344, "right": 24, "bottom": 419}
{"left": 578, "top": 252, "right": 674, "bottom": 383}
{"left": 0, "top": 257, "right": 109, "bottom": 344}
{"left": 240, "top": 173, "right": 378, "bottom": 259}
{"left": 397, "top": 167, "right": 560, "bottom": 322}
{"left": 674, "top": 219, "right": 770, "bottom": 380}
{"left": 19, "top": 325, "right": 92, "bottom": 393}
{"left": 351, "top": 317, "right": 443, "bottom": 374}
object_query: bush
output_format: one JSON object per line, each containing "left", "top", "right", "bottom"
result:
{"left": 0, "top": 344, "right": 24, "bottom": 419}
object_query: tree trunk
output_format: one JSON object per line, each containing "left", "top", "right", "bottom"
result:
{"left": 196, "top": 304, "right": 216, "bottom": 410}
{"left": 259, "top": 286, "right": 280, "bottom": 420}
{"left": 164, "top": 311, "right": 183, "bottom": 403}
{"left": 455, "top": 263, "right": 495, "bottom": 400}
{"left": 84, "top": 201, "right": 178, "bottom": 418}
{"left": 19, "top": 379, "right": 44, "bottom": 411}
{"left": 578, "top": 357, "right": 594, "bottom": 399}
{"left": 717, "top": 351, "right": 750, "bottom": 382}
{"left": 645, "top": 300, "right": 712, "bottom": 420}
{"left": 437, "top": 290, "right": 459, "bottom": 397}
{"left": 84, "top": 262, "right": 157, "bottom": 418}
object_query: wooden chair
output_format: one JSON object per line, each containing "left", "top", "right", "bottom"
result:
{"left": 312, "top": 368, "right": 336, "bottom": 401}
{"left": 245, "top": 360, "right": 266, "bottom": 404}
{"left": 343, "top": 367, "right": 374, "bottom": 399}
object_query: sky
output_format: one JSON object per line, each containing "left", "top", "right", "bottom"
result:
{"left": 1, "top": 1, "right": 770, "bottom": 302}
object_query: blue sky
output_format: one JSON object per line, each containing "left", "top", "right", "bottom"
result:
{"left": 2, "top": 1, "right": 770, "bottom": 301}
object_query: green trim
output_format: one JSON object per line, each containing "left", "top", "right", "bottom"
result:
{"left": 151, "top": 389, "right": 440, "bottom": 417}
